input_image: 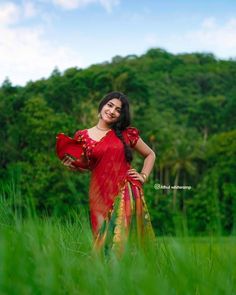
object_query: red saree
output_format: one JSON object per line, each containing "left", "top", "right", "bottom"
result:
{"left": 73, "top": 127, "right": 155, "bottom": 254}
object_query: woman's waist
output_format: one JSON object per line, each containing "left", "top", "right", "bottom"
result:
{"left": 91, "top": 169, "right": 142, "bottom": 188}
{"left": 120, "top": 174, "right": 142, "bottom": 189}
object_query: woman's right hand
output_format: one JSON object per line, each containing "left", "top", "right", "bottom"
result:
{"left": 61, "top": 155, "right": 77, "bottom": 170}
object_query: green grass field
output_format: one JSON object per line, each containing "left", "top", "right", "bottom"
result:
{"left": 0, "top": 193, "right": 236, "bottom": 295}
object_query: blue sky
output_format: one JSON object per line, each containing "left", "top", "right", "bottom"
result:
{"left": 0, "top": 0, "right": 236, "bottom": 86}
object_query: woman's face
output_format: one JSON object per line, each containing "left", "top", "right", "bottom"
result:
{"left": 100, "top": 98, "right": 122, "bottom": 124}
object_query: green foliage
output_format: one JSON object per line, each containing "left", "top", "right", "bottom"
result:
{"left": 1, "top": 48, "right": 235, "bottom": 234}
{"left": 186, "top": 130, "right": 236, "bottom": 235}
{"left": 0, "top": 194, "right": 236, "bottom": 294}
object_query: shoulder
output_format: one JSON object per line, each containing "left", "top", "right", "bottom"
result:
{"left": 123, "top": 126, "right": 140, "bottom": 137}
{"left": 123, "top": 126, "right": 140, "bottom": 148}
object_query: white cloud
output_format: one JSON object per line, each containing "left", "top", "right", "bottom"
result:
{"left": 52, "top": 0, "right": 119, "bottom": 12}
{"left": 0, "top": 24, "right": 84, "bottom": 86}
{"left": 0, "top": 1, "right": 38, "bottom": 26}
{"left": 0, "top": 1, "right": 84, "bottom": 85}
{"left": 183, "top": 17, "right": 236, "bottom": 57}
{"left": 23, "top": 0, "right": 38, "bottom": 18}
{"left": 156, "top": 17, "right": 236, "bottom": 59}
{"left": 52, "top": 0, "right": 94, "bottom": 10}
{"left": 201, "top": 17, "right": 216, "bottom": 29}
{"left": 0, "top": 2, "right": 20, "bottom": 25}
{"left": 99, "top": 0, "right": 119, "bottom": 12}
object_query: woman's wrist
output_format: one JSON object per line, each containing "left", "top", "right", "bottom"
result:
{"left": 140, "top": 172, "right": 148, "bottom": 183}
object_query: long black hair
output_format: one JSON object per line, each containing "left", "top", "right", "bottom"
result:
{"left": 98, "top": 91, "right": 133, "bottom": 163}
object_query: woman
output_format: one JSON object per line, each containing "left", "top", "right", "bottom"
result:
{"left": 61, "top": 91, "right": 156, "bottom": 256}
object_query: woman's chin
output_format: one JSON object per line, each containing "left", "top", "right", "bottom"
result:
{"left": 102, "top": 117, "right": 115, "bottom": 124}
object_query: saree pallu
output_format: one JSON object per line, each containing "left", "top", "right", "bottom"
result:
{"left": 93, "top": 177, "right": 156, "bottom": 256}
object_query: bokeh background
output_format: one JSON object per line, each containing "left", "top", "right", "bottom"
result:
{"left": 1, "top": 0, "right": 236, "bottom": 236}
{"left": 1, "top": 1, "right": 236, "bottom": 294}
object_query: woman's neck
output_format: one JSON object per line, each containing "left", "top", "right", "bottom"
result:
{"left": 97, "top": 119, "right": 111, "bottom": 130}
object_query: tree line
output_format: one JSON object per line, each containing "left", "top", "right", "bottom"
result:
{"left": 1, "top": 48, "right": 235, "bottom": 235}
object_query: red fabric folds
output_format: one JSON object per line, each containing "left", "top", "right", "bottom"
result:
{"left": 73, "top": 127, "right": 141, "bottom": 237}
{"left": 56, "top": 133, "right": 89, "bottom": 169}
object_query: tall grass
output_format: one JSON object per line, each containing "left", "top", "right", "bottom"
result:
{"left": 0, "top": 180, "right": 236, "bottom": 295}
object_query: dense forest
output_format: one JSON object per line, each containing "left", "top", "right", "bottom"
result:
{"left": 1, "top": 48, "right": 235, "bottom": 235}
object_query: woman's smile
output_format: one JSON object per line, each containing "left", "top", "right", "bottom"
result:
{"left": 105, "top": 112, "right": 114, "bottom": 119}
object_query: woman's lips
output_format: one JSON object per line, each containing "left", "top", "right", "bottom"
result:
{"left": 105, "top": 113, "right": 113, "bottom": 119}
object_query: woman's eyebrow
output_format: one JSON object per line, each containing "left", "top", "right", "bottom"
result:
{"left": 109, "top": 102, "right": 121, "bottom": 109}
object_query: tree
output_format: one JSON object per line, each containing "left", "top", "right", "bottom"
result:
{"left": 187, "top": 95, "right": 226, "bottom": 143}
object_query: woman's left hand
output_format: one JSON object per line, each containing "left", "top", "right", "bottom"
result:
{"left": 127, "top": 168, "right": 145, "bottom": 184}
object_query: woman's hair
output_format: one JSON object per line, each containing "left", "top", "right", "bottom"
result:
{"left": 98, "top": 91, "right": 133, "bottom": 162}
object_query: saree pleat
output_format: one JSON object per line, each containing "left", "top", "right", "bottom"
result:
{"left": 93, "top": 180, "right": 155, "bottom": 256}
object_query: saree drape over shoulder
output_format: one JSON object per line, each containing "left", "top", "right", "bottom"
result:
{"left": 73, "top": 127, "right": 155, "bottom": 254}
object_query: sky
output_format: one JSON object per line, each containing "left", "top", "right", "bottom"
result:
{"left": 0, "top": 0, "right": 236, "bottom": 86}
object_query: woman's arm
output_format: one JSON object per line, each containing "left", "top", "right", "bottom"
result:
{"left": 127, "top": 138, "right": 156, "bottom": 184}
